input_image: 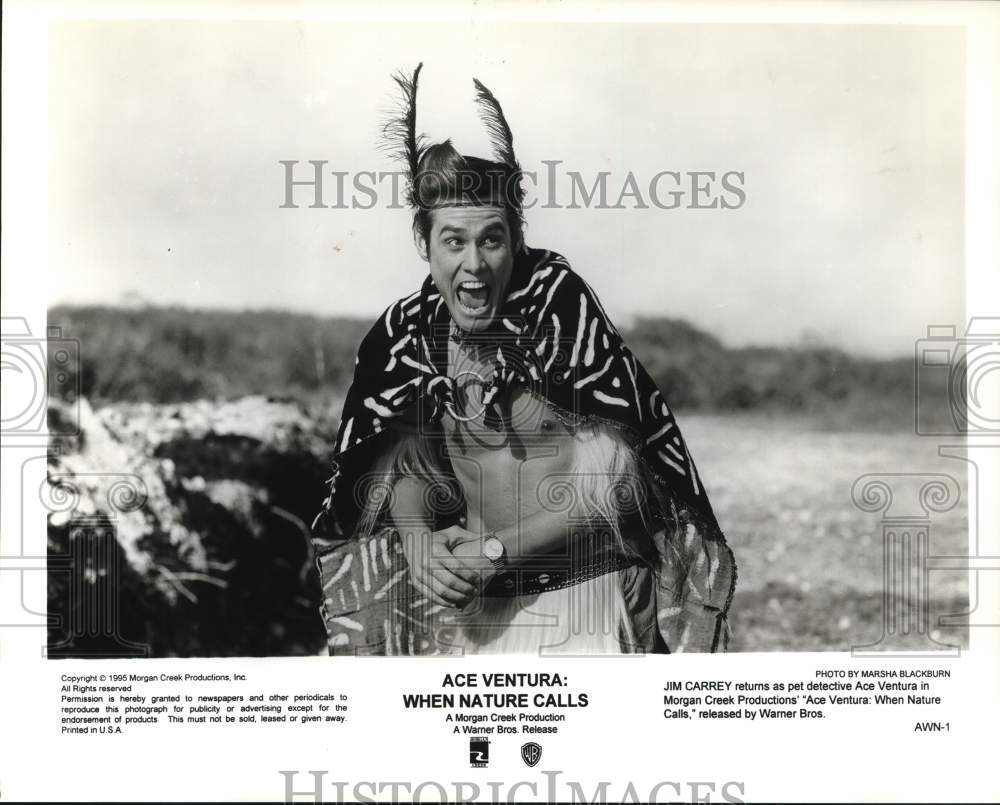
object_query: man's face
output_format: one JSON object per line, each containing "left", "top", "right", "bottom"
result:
{"left": 416, "top": 205, "right": 514, "bottom": 332}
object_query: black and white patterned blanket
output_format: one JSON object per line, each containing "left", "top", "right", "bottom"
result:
{"left": 312, "top": 245, "right": 737, "bottom": 653}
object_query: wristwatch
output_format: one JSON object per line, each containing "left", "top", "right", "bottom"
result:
{"left": 482, "top": 534, "right": 508, "bottom": 574}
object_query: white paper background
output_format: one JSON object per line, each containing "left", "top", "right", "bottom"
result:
{"left": 2, "top": 1, "right": 998, "bottom": 802}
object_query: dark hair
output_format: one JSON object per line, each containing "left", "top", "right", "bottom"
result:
{"left": 411, "top": 141, "right": 524, "bottom": 250}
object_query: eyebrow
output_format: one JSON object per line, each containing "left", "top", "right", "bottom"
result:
{"left": 437, "top": 221, "right": 506, "bottom": 238}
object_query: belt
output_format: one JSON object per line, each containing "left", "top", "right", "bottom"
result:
{"left": 483, "top": 552, "right": 639, "bottom": 597}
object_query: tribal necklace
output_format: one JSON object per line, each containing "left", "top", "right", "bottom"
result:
{"left": 448, "top": 320, "right": 475, "bottom": 346}
{"left": 446, "top": 320, "right": 501, "bottom": 425}
{"left": 447, "top": 321, "right": 493, "bottom": 370}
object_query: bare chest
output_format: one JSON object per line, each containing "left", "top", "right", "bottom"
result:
{"left": 443, "top": 338, "right": 574, "bottom": 451}
{"left": 443, "top": 339, "right": 578, "bottom": 528}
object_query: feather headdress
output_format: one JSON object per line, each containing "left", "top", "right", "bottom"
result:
{"left": 380, "top": 63, "right": 524, "bottom": 212}
{"left": 471, "top": 77, "right": 525, "bottom": 208}
{"left": 380, "top": 62, "right": 427, "bottom": 209}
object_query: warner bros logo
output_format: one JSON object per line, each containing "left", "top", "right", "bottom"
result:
{"left": 521, "top": 741, "right": 542, "bottom": 767}
{"left": 469, "top": 736, "right": 490, "bottom": 767}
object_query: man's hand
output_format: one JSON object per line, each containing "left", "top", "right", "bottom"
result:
{"left": 398, "top": 526, "right": 479, "bottom": 608}
{"left": 434, "top": 524, "right": 480, "bottom": 551}
{"left": 449, "top": 536, "right": 499, "bottom": 586}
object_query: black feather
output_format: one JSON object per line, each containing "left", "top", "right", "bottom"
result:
{"left": 472, "top": 77, "right": 520, "bottom": 172}
{"left": 379, "top": 63, "right": 426, "bottom": 203}
{"left": 472, "top": 78, "right": 523, "bottom": 207}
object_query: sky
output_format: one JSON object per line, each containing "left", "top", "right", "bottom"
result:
{"left": 48, "top": 21, "right": 965, "bottom": 357}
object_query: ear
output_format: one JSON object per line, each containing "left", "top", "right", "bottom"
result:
{"left": 510, "top": 223, "right": 524, "bottom": 253}
{"left": 412, "top": 223, "right": 429, "bottom": 262}
{"left": 505, "top": 211, "right": 524, "bottom": 253}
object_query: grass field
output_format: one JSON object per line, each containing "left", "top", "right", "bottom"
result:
{"left": 684, "top": 414, "right": 970, "bottom": 652}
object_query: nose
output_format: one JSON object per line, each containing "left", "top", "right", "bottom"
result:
{"left": 461, "top": 243, "right": 488, "bottom": 274}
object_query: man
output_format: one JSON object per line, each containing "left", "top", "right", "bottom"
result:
{"left": 311, "top": 64, "right": 736, "bottom": 655}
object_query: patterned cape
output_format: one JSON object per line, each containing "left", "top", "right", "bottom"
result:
{"left": 311, "top": 245, "right": 737, "bottom": 654}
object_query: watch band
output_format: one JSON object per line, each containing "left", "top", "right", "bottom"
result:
{"left": 482, "top": 533, "right": 507, "bottom": 573}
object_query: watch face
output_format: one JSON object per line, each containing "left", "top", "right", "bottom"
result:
{"left": 483, "top": 537, "right": 503, "bottom": 561}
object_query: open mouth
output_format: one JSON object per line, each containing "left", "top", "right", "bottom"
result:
{"left": 456, "top": 280, "right": 492, "bottom": 316}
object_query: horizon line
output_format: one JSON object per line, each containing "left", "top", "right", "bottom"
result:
{"left": 47, "top": 299, "right": 918, "bottom": 362}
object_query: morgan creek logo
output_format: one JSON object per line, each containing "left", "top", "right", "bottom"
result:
{"left": 521, "top": 741, "right": 542, "bottom": 767}
{"left": 469, "top": 736, "right": 490, "bottom": 768}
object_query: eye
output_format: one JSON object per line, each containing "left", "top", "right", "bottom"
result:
{"left": 481, "top": 236, "right": 502, "bottom": 249}
{"left": 444, "top": 237, "right": 463, "bottom": 249}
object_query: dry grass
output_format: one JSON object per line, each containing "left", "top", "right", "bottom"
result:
{"left": 684, "top": 414, "right": 970, "bottom": 652}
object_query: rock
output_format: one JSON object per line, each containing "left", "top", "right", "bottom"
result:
{"left": 47, "top": 395, "right": 338, "bottom": 657}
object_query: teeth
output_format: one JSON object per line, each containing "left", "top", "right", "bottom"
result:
{"left": 456, "top": 279, "right": 490, "bottom": 315}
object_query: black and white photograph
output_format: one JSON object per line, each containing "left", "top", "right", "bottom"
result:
{"left": 1, "top": 2, "right": 997, "bottom": 803}
{"left": 40, "top": 19, "right": 969, "bottom": 658}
